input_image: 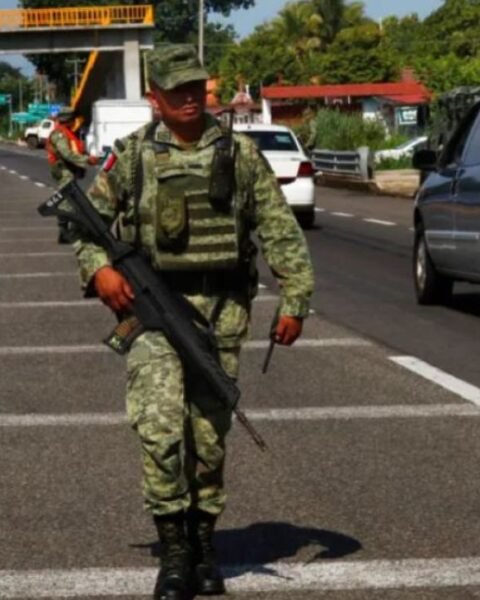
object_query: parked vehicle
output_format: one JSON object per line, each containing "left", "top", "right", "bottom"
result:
{"left": 375, "top": 136, "right": 428, "bottom": 162}
{"left": 413, "top": 101, "right": 480, "bottom": 304}
{"left": 86, "top": 99, "right": 153, "bottom": 157}
{"left": 234, "top": 123, "right": 316, "bottom": 229}
{"left": 23, "top": 118, "right": 55, "bottom": 149}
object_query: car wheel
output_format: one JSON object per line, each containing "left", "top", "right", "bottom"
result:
{"left": 26, "top": 135, "right": 39, "bottom": 149}
{"left": 297, "top": 211, "right": 315, "bottom": 229}
{"left": 413, "top": 229, "right": 453, "bottom": 305}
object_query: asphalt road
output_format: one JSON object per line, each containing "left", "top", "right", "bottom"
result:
{"left": 1, "top": 144, "right": 480, "bottom": 599}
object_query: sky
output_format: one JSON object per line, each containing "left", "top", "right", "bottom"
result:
{"left": 0, "top": 0, "right": 445, "bottom": 75}
{"left": 212, "top": 0, "right": 444, "bottom": 37}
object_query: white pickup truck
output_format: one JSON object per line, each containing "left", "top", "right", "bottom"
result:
{"left": 24, "top": 118, "right": 55, "bottom": 149}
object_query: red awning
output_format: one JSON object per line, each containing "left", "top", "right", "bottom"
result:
{"left": 262, "top": 82, "right": 432, "bottom": 103}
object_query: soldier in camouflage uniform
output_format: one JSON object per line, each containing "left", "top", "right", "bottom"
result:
{"left": 47, "top": 107, "right": 98, "bottom": 243}
{"left": 73, "top": 45, "right": 314, "bottom": 600}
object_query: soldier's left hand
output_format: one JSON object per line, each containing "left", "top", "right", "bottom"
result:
{"left": 274, "top": 315, "right": 303, "bottom": 346}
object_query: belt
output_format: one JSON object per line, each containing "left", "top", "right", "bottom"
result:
{"left": 159, "top": 269, "right": 247, "bottom": 295}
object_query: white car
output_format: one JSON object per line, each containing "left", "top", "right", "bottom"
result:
{"left": 24, "top": 118, "right": 55, "bottom": 149}
{"left": 234, "top": 123, "right": 315, "bottom": 228}
{"left": 375, "top": 136, "right": 428, "bottom": 162}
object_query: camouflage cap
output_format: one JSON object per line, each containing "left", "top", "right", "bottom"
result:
{"left": 56, "top": 107, "right": 75, "bottom": 123}
{"left": 146, "top": 44, "right": 209, "bottom": 91}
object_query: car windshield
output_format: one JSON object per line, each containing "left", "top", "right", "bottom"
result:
{"left": 243, "top": 130, "right": 298, "bottom": 152}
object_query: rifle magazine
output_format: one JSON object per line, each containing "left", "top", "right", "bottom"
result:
{"left": 104, "top": 315, "right": 144, "bottom": 355}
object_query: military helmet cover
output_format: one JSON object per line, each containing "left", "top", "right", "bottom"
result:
{"left": 147, "top": 44, "right": 209, "bottom": 91}
{"left": 56, "top": 107, "right": 75, "bottom": 123}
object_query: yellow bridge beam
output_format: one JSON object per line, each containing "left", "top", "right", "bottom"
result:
{"left": 0, "top": 5, "right": 154, "bottom": 29}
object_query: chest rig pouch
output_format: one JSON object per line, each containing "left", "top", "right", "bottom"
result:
{"left": 143, "top": 135, "right": 241, "bottom": 271}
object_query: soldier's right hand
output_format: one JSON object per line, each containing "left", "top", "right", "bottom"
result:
{"left": 87, "top": 155, "right": 100, "bottom": 166}
{"left": 94, "top": 266, "right": 134, "bottom": 312}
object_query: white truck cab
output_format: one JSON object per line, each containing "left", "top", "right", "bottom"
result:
{"left": 86, "top": 99, "right": 153, "bottom": 158}
{"left": 24, "top": 118, "right": 55, "bottom": 149}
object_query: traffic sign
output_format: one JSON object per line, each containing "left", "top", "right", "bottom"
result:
{"left": 0, "top": 94, "right": 11, "bottom": 106}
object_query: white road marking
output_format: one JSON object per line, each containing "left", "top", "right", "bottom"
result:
{"left": 363, "top": 218, "right": 396, "bottom": 227}
{"left": 2, "top": 557, "right": 480, "bottom": 596}
{"left": 0, "top": 238, "right": 55, "bottom": 243}
{"left": 0, "top": 165, "right": 6, "bottom": 170}
{"left": 315, "top": 207, "right": 325, "bottom": 212}
{"left": 391, "top": 356, "right": 480, "bottom": 408}
{"left": 1, "top": 404, "right": 478, "bottom": 428}
{"left": 35, "top": 181, "right": 46, "bottom": 188}
{"left": 246, "top": 338, "right": 371, "bottom": 348}
{"left": 8, "top": 169, "right": 17, "bottom": 175}
{"left": 0, "top": 339, "right": 372, "bottom": 355}
{"left": 331, "top": 211, "right": 354, "bottom": 218}
{"left": 0, "top": 345, "right": 109, "bottom": 355}
{"left": 0, "top": 226, "right": 56, "bottom": 231}
{"left": 0, "top": 300, "right": 99, "bottom": 308}
{"left": 0, "top": 251, "right": 71, "bottom": 257}
{"left": 19, "top": 175, "right": 29, "bottom": 180}
{"left": 253, "top": 294, "right": 279, "bottom": 302}
{"left": 0, "top": 271, "right": 76, "bottom": 279}
{"left": 0, "top": 296, "right": 275, "bottom": 308}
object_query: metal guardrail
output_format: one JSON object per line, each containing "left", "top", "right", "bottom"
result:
{"left": 0, "top": 5, "right": 154, "bottom": 29}
{"left": 311, "top": 146, "right": 374, "bottom": 181}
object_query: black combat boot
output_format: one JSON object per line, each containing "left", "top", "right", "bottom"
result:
{"left": 187, "top": 509, "right": 225, "bottom": 596}
{"left": 153, "top": 512, "right": 192, "bottom": 600}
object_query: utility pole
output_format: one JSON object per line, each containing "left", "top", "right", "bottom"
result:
{"left": 18, "top": 78, "right": 23, "bottom": 112}
{"left": 66, "top": 57, "right": 85, "bottom": 96}
{"left": 198, "top": 0, "right": 205, "bottom": 65}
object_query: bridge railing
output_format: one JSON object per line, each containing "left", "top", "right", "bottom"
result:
{"left": 0, "top": 5, "right": 154, "bottom": 29}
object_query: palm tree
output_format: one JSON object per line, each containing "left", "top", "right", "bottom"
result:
{"left": 311, "top": 0, "right": 346, "bottom": 45}
{"left": 271, "top": 1, "right": 324, "bottom": 63}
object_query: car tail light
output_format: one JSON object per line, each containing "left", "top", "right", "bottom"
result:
{"left": 297, "top": 161, "right": 314, "bottom": 177}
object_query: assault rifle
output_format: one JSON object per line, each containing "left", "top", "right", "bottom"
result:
{"left": 38, "top": 180, "right": 267, "bottom": 452}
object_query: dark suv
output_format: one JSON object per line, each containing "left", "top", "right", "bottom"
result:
{"left": 413, "top": 100, "right": 480, "bottom": 304}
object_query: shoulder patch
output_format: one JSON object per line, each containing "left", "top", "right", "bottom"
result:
{"left": 102, "top": 153, "right": 117, "bottom": 172}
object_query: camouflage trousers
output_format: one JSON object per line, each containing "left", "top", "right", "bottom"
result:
{"left": 126, "top": 293, "right": 249, "bottom": 517}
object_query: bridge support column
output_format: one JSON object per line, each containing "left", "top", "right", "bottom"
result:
{"left": 123, "top": 31, "right": 141, "bottom": 101}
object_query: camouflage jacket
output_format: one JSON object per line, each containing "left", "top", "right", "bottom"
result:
{"left": 48, "top": 128, "right": 88, "bottom": 184}
{"left": 74, "top": 114, "right": 314, "bottom": 318}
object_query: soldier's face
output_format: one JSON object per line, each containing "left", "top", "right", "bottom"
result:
{"left": 150, "top": 80, "right": 206, "bottom": 126}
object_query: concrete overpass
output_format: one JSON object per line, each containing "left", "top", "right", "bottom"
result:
{"left": 0, "top": 5, "right": 155, "bottom": 101}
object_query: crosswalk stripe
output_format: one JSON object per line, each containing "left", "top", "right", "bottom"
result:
{"left": 1, "top": 404, "right": 478, "bottom": 427}
{"left": 0, "top": 339, "right": 371, "bottom": 355}
{"left": 2, "top": 557, "right": 480, "bottom": 597}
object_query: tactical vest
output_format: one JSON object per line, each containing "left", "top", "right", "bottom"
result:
{"left": 120, "top": 133, "right": 242, "bottom": 272}
{"left": 46, "top": 125, "right": 85, "bottom": 165}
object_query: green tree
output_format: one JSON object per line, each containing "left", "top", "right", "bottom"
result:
{"left": 217, "top": 23, "right": 289, "bottom": 102}
{"left": 320, "top": 22, "right": 399, "bottom": 83}
{"left": 420, "top": 0, "right": 480, "bottom": 59}
{"left": 311, "top": 0, "right": 345, "bottom": 44}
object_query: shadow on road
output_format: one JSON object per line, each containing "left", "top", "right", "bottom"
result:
{"left": 142, "top": 521, "right": 362, "bottom": 566}
{"left": 447, "top": 292, "right": 480, "bottom": 318}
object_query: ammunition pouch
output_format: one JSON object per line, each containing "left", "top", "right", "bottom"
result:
{"left": 208, "top": 137, "right": 236, "bottom": 212}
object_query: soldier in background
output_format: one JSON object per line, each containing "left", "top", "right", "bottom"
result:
{"left": 47, "top": 107, "right": 98, "bottom": 243}
{"left": 73, "top": 45, "right": 315, "bottom": 600}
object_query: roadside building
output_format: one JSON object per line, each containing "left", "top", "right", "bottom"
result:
{"left": 261, "top": 74, "right": 432, "bottom": 135}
